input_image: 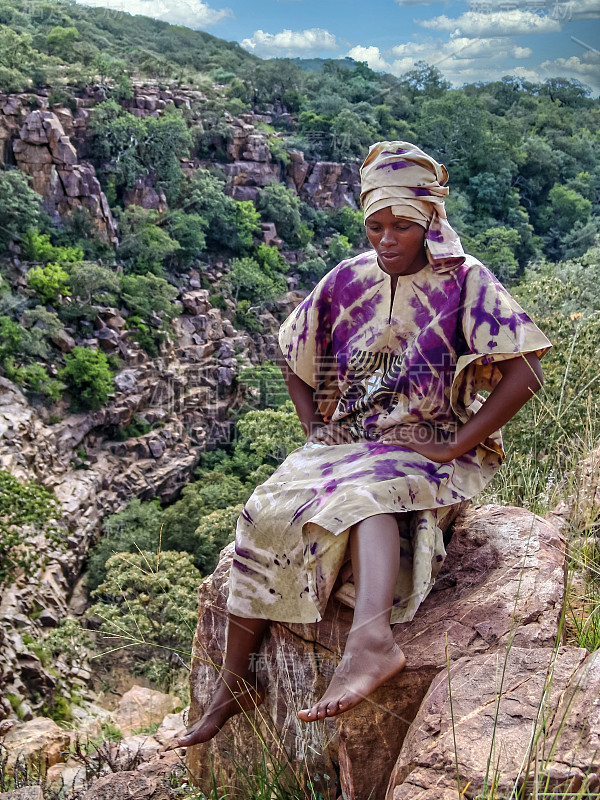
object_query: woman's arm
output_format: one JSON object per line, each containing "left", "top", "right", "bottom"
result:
{"left": 379, "top": 352, "right": 544, "bottom": 462}
{"left": 276, "top": 345, "right": 325, "bottom": 439}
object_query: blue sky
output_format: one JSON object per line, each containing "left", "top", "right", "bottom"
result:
{"left": 78, "top": 0, "right": 600, "bottom": 95}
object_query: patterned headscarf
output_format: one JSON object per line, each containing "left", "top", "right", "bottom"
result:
{"left": 360, "top": 140, "right": 466, "bottom": 272}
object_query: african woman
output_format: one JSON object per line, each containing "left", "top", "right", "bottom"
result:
{"left": 176, "top": 140, "right": 552, "bottom": 745}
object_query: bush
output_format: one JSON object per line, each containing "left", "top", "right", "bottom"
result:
{"left": 23, "top": 231, "right": 84, "bottom": 265}
{"left": 26, "top": 262, "right": 71, "bottom": 304}
{"left": 257, "top": 183, "right": 302, "bottom": 244}
{"left": 161, "top": 473, "right": 248, "bottom": 569}
{"left": 0, "top": 469, "right": 65, "bottom": 587}
{"left": 117, "top": 206, "right": 180, "bottom": 276}
{"left": 58, "top": 346, "right": 115, "bottom": 411}
{"left": 229, "top": 257, "right": 286, "bottom": 304}
{"left": 60, "top": 262, "right": 121, "bottom": 322}
{"left": 328, "top": 232, "right": 353, "bottom": 264}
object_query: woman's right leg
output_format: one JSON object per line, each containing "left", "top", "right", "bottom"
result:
{"left": 177, "top": 613, "right": 270, "bottom": 746}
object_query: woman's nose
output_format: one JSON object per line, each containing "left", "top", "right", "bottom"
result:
{"left": 380, "top": 227, "right": 397, "bottom": 245}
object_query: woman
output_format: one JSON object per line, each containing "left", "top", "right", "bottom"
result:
{"left": 176, "top": 141, "right": 552, "bottom": 745}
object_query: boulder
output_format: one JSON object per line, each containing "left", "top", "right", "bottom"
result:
{"left": 186, "top": 504, "right": 566, "bottom": 799}
{"left": 113, "top": 686, "right": 181, "bottom": 736}
{"left": 1, "top": 717, "right": 71, "bottom": 774}
{"left": 386, "top": 646, "right": 600, "bottom": 798}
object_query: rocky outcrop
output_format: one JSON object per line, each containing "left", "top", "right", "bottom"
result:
{"left": 0, "top": 278, "right": 295, "bottom": 718}
{"left": 386, "top": 646, "right": 600, "bottom": 798}
{"left": 186, "top": 504, "right": 566, "bottom": 799}
{"left": 12, "top": 110, "right": 117, "bottom": 245}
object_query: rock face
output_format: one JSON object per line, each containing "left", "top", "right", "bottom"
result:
{"left": 186, "top": 504, "right": 566, "bottom": 799}
{"left": 386, "top": 646, "right": 600, "bottom": 798}
{"left": 0, "top": 274, "right": 287, "bottom": 718}
{"left": 12, "top": 110, "right": 117, "bottom": 244}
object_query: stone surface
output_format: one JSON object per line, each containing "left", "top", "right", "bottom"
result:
{"left": 154, "top": 710, "right": 187, "bottom": 746}
{"left": 187, "top": 504, "right": 566, "bottom": 799}
{"left": 386, "top": 646, "right": 600, "bottom": 799}
{"left": 79, "top": 751, "right": 184, "bottom": 800}
{"left": 113, "top": 686, "right": 181, "bottom": 736}
{"left": 1, "top": 717, "right": 71, "bottom": 774}
{"left": 12, "top": 110, "right": 116, "bottom": 244}
{"left": 0, "top": 789, "right": 44, "bottom": 800}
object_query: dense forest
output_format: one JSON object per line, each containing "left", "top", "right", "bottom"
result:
{"left": 1, "top": 0, "right": 599, "bottom": 732}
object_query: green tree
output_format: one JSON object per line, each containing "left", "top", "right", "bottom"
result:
{"left": 0, "top": 170, "right": 42, "bottom": 250}
{"left": 46, "top": 26, "right": 79, "bottom": 59}
{"left": 87, "top": 498, "right": 164, "bottom": 592}
{"left": 121, "top": 272, "right": 179, "bottom": 319}
{"left": 23, "top": 231, "right": 83, "bottom": 265}
{"left": 58, "top": 346, "right": 114, "bottom": 411}
{"left": 328, "top": 232, "right": 353, "bottom": 264}
{"left": 257, "top": 183, "right": 302, "bottom": 243}
{"left": 141, "top": 109, "right": 193, "bottom": 205}
{"left": 472, "top": 227, "right": 520, "bottom": 284}
{"left": 61, "top": 262, "right": 121, "bottom": 322}
{"left": 90, "top": 550, "right": 201, "bottom": 656}
{"left": 163, "top": 210, "right": 207, "bottom": 267}
{"left": 118, "top": 206, "right": 180, "bottom": 276}
{"left": 191, "top": 505, "right": 244, "bottom": 576}
{"left": 161, "top": 474, "right": 248, "bottom": 569}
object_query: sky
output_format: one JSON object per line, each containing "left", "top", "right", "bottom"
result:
{"left": 77, "top": 0, "right": 600, "bottom": 96}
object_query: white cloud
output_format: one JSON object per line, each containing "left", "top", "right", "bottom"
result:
{"left": 386, "top": 36, "right": 531, "bottom": 71}
{"left": 568, "top": 0, "right": 600, "bottom": 18}
{"left": 345, "top": 45, "right": 390, "bottom": 70}
{"left": 78, "top": 0, "right": 233, "bottom": 27}
{"left": 419, "top": 10, "right": 562, "bottom": 35}
{"left": 241, "top": 27, "right": 339, "bottom": 56}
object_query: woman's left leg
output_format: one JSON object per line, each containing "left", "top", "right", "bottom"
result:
{"left": 297, "top": 512, "right": 407, "bottom": 721}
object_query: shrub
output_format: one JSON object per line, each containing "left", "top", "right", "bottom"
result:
{"left": 229, "top": 257, "right": 286, "bottom": 304}
{"left": 58, "top": 346, "right": 115, "bottom": 411}
{"left": 117, "top": 206, "right": 180, "bottom": 276}
{"left": 26, "top": 262, "right": 71, "bottom": 304}
{"left": 0, "top": 469, "right": 65, "bottom": 587}
{"left": 0, "top": 169, "right": 42, "bottom": 250}
{"left": 23, "top": 231, "right": 83, "bottom": 265}
{"left": 328, "top": 232, "right": 353, "bottom": 264}
{"left": 257, "top": 183, "right": 302, "bottom": 243}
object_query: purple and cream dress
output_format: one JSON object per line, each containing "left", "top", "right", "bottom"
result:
{"left": 226, "top": 250, "right": 552, "bottom": 625}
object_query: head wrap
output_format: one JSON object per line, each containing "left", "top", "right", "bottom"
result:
{"left": 359, "top": 141, "right": 466, "bottom": 272}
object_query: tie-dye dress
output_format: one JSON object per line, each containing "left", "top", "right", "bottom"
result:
{"left": 226, "top": 250, "right": 552, "bottom": 625}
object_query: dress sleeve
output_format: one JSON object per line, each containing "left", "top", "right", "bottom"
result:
{"left": 278, "top": 266, "right": 340, "bottom": 422}
{"left": 450, "top": 262, "right": 553, "bottom": 445}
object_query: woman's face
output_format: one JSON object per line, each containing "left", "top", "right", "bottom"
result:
{"left": 365, "top": 206, "right": 428, "bottom": 275}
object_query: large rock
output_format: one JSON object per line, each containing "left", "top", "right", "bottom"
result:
{"left": 186, "top": 504, "right": 566, "bottom": 799}
{"left": 113, "top": 686, "right": 181, "bottom": 736}
{"left": 386, "top": 646, "right": 600, "bottom": 798}
{"left": 1, "top": 717, "right": 71, "bottom": 774}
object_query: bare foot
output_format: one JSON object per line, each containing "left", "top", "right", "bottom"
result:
{"left": 297, "top": 630, "right": 406, "bottom": 722}
{"left": 176, "top": 671, "right": 266, "bottom": 747}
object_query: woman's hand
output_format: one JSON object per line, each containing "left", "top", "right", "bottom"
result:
{"left": 306, "top": 422, "right": 355, "bottom": 446}
{"left": 378, "top": 423, "right": 458, "bottom": 463}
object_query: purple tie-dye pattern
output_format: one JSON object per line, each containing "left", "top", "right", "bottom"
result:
{"left": 375, "top": 160, "right": 411, "bottom": 171}
{"left": 226, "top": 249, "right": 552, "bottom": 627}
{"left": 411, "top": 187, "right": 431, "bottom": 196}
{"left": 426, "top": 229, "right": 444, "bottom": 242}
